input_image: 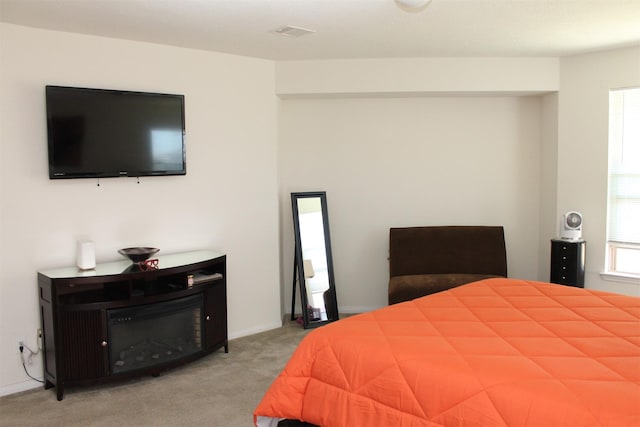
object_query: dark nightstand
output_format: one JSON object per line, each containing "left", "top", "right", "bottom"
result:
{"left": 550, "top": 239, "right": 586, "bottom": 287}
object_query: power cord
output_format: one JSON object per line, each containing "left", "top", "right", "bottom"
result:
{"left": 19, "top": 342, "right": 44, "bottom": 384}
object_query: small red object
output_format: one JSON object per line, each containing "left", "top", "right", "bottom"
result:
{"left": 142, "top": 258, "right": 159, "bottom": 270}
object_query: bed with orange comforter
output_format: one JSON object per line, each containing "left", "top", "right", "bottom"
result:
{"left": 254, "top": 278, "right": 640, "bottom": 427}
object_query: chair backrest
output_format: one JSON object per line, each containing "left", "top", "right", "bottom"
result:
{"left": 389, "top": 226, "right": 507, "bottom": 277}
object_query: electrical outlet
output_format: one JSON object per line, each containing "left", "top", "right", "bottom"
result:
{"left": 17, "top": 337, "right": 25, "bottom": 353}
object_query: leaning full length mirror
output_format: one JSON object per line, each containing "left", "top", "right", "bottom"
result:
{"left": 291, "top": 191, "right": 339, "bottom": 328}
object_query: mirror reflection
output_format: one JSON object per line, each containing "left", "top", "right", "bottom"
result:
{"left": 291, "top": 192, "right": 339, "bottom": 328}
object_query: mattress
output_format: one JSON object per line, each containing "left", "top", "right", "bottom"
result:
{"left": 254, "top": 278, "right": 640, "bottom": 427}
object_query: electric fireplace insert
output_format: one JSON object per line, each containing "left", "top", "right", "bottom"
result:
{"left": 107, "top": 294, "right": 204, "bottom": 374}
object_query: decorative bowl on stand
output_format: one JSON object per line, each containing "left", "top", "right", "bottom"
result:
{"left": 118, "top": 247, "right": 160, "bottom": 263}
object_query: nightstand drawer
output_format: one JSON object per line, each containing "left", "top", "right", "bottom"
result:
{"left": 550, "top": 239, "right": 585, "bottom": 287}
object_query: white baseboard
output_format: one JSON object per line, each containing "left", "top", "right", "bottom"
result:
{"left": 285, "top": 306, "right": 380, "bottom": 320}
{"left": 338, "top": 305, "right": 381, "bottom": 314}
{"left": 228, "top": 320, "right": 283, "bottom": 340}
{"left": 0, "top": 379, "right": 42, "bottom": 397}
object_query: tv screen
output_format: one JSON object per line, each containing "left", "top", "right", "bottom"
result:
{"left": 46, "top": 85, "right": 186, "bottom": 179}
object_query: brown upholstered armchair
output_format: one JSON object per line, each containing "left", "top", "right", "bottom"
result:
{"left": 388, "top": 226, "right": 507, "bottom": 304}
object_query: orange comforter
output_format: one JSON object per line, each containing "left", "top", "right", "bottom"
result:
{"left": 254, "top": 278, "right": 640, "bottom": 427}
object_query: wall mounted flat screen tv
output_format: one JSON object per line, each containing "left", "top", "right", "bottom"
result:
{"left": 46, "top": 85, "right": 186, "bottom": 179}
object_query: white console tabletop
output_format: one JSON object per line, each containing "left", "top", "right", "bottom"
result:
{"left": 39, "top": 250, "right": 225, "bottom": 279}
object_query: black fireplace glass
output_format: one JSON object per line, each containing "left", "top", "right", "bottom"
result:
{"left": 107, "top": 294, "right": 204, "bottom": 374}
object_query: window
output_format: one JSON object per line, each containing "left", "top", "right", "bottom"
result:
{"left": 607, "top": 87, "right": 640, "bottom": 276}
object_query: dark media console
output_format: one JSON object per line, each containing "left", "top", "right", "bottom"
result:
{"left": 38, "top": 250, "right": 227, "bottom": 400}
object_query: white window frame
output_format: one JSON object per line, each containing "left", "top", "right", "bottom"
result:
{"left": 604, "top": 87, "right": 640, "bottom": 283}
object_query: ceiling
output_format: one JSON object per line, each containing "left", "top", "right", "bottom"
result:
{"left": 1, "top": 0, "right": 639, "bottom": 61}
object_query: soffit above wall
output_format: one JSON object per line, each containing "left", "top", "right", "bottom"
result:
{"left": 275, "top": 57, "right": 560, "bottom": 98}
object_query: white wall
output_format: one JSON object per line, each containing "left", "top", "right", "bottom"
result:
{"left": 279, "top": 95, "right": 546, "bottom": 313}
{"left": 278, "top": 50, "right": 640, "bottom": 316}
{"left": 0, "top": 23, "right": 281, "bottom": 394}
{"left": 276, "top": 57, "right": 561, "bottom": 315}
{"left": 2, "top": 21, "right": 637, "bottom": 397}
{"left": 538, "top": 93, "right": 559, "bottom": 281}
{"left": 558, "top": 45, "right": 640, "bottom": 296}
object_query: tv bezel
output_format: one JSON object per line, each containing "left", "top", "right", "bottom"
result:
{"left": 46, "top": 85, "right": 187, "bottom": 180}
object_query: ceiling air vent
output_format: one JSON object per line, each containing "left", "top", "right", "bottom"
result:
{"left": 270, "top": 25, "right": 315, "bottom": 38}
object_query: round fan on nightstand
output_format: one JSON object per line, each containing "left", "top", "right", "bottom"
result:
{"left": 560, "top": 211, "right": 583, "bottom": 240}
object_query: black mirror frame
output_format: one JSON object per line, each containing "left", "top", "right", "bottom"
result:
{"left": 291, "top": 191, "right": 339, "bottom": 329}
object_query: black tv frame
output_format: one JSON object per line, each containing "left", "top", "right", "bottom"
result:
{"left": 46, "top": 85, "right": 186, "bottom": 179}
